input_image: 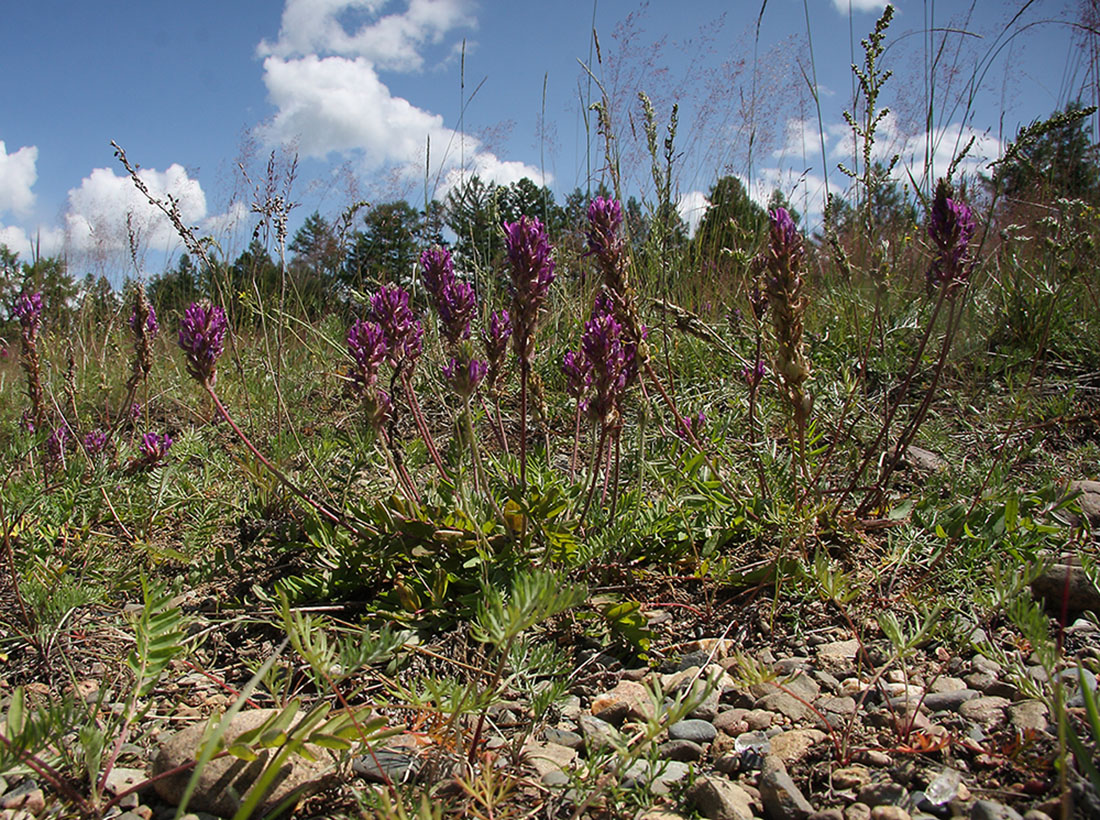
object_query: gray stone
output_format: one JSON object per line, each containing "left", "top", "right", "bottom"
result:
{"left": 577, "top": 714, "right": 621, "bottom": 750}
{"left": 809, "top": 812, "right": 844, "bottom": 820}
{"left": 521, "top": 740, "right": 576, "bottom": 779}
{"left": 756, "top": 691, "right": 813, "bottom": 722}
{"left": 658, "top": 739, "right": 705, "bottom": 762}
{"left": 858, "top": 782, "right": 908, "bottom": 807}
{"left": 1007, "top": 700, "right": 1049, "bottom": 733}
{"left": 689, "top": 687, "right": 722, "bottom": 721}
{"left": 870, "top": 808, "right": 910, "bottom": 820}
{"left": 1057, "top": 665, "right": 1099, "bottom": 708}
{"left": 1031, "top": 563, "right": 1100, "bottom": 613}
{"left": 1061, "top": 479, "right": 1100, "bottom": 528}
{"left": 819, "top": 696, "right": 857, "bottom": 717}
{"left": 152, "top": 709, "right": 339, "bottom": 818}
{"left": 930, "top": 677, "right": 967, "bottom": 693}
{"left": 352, "top": 749, "right": 421, "bottom": 784}
{"left": 902, "top": 446, "right": 947, "bottom": 473}
{"left": 760, "top": 763, "right": 815, "bottom": 820}
{"left": 622, "top": 760, "right": 690, "bottom": 795}
{"left": 920, "top": 689, "right": 979, "bottom": 712}
{"left": 969, "top": 800, "right": 1024, "bottom": 820}
{"left": 817, "top": 640, "right": 862, "bottom": 677}
{"left": 958, "top": 696, "right": 1010, "bottom": 728}
{"left": 541, "top": 770, "right": 570, "bottom": 788}
{"left": 714, "top": 708, "right": 749, "bottom": 735}
{"left": 768, "top": 729, "right": 826, "bottom": 764}
{"left": 846, "top": 804, "right": 872, "bottom": 820}
{"left": 745, "top": 709, "right": 775, "bottom": 730}
{"left": 686, "top": 775, "right": 756, "bottom": 820}
{"left": 833, "top": 766, "right": 873, "bottom": 791}
{"left": 668, "top": 718, "right": 717, "bottom": 743}
{"left": 971, "top": 656, "right": 1001, "bottom": 674}
{"left": 543, "top": 727, "right": 584, "bottom": 750}
{"left": 592, "top": 679, "right": 658, "bottom": 725}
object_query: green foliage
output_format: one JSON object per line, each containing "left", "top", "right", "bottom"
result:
{"left": 990, "top": 100, "right": 1100, "bottom": 206}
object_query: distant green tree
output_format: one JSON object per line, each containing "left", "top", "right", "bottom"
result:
{"left": 498, "top": 177, "right": 564, "bottom": 234}
{"left": 991, "top": 100, "right": 1100, "bottom": 206}
{"left": 766, "top": 189, "right": 802, "bottom": 227}
{"left": 343, "top": 200, "right": 424, "bottom": 291}
{"left": 148, "top": 253, "right": 204, "bottom": 318}
{"left": 289, "top": 212, "right": 343, "bottom": 281}
{"left": 78, "top": 273, "right": 119, "bottom": 326}
{"left": 445, "top": 176, "right": 501, "bottom": 273}
{"left": 22, "top": 255, "right": 77, "bottom": 330}
{"left": 1, "top": 244, "right": 20, "bottom": 315}
{"left": 693, "top": 175, "right": 768, "bottom": 275}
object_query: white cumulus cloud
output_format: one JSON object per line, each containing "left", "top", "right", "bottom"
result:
{"left": 257, "top": 0, "right": 543, "bottom": 195}
{"left": 0, "top": 141, "right": 38, "bottom": 217}
{"left": 827, "top": 0, "right": 889, "bottom": 13}
{"left": 676, "top": 190, "right": 711, "bottom": 237}
{"left": 64, "top": 164, "right": 208, "bottom": 254}
{"left": 259, "top": 0, "right": 475, "bottom": 71}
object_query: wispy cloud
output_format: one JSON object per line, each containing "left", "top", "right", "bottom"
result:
{"left": 256, "top": 0, "right": 544, "bottom": 194}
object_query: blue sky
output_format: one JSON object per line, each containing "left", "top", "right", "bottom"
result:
{"left": 0, "top": 0, "right": 1091, "bottom": 280}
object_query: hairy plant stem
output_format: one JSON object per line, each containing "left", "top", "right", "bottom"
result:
{"left": 205, "top": 383, "right": 374, "bottom": 536}
{"left": 834, "top": 283, "right": 950, "bottom": 516}
{"left": 399, "top": 372, "right": 449, "bottom": 482}
{"left": 1, "top": 495, "right": 33, "bottom": 630}
{"left": 519, "top": 361, "right": 529, "bottom": 492}
{"left": 579, "top": 423, "right": 610, "bottom": 528}
{"left": 861, "top": 297, "right": 964, "bottom": 516}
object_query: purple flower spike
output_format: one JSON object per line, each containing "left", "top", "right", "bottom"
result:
{"left": 580, "top": 312, "right": 630, "bottom": 423}
{"left": 46, "top": 425, "right": 69, "bottom": 462}
{"left": 505, "top": 215, "right": 556, "bottom": 363}
{"left": 927, "top": 179, "right": 975, "bottom": 290}
{"left": 13, "top": 292, "right": 43, "bottom": 334}
{"left": 370, "top": 285, "right": 422, "bottom": 368}
{"left": 443, "top": 355, "right": 488, "bottom": 398}
{"left": 483, "top": 310, "right": 511, "bottom": 360}
{"left": 129, "top": 302, "right": 158, "bottom": 337}
{"left": 139, "top": 432, "right": 173, "bottom": 463}
{"left": 742, "top": 359, "right": 766, "bottom": 389}
{"left": 420, "top": 247, "right": 455, "bottom": 303}
{"left": 347, "top": 319, "right": 388, "bottom": 391}
{"left": 676, "top": 410, "right": 706, "bottom": 442}
{"left": 83, "top": 429, "right": 109, "bottom": 455}
{"left": 178, "top": 302, "right": 227, "bottom": 385}
{"left": 586, "top": 196, "right": 624, "bottom": 262}
{"left": 562, "top": 350, "right": 591, "bottom": 400}
{"left": 437, "top": 278, "right": 478, "bottom": 345}
{"left": 768, "top": 208, "right": 801, "bottom": 260}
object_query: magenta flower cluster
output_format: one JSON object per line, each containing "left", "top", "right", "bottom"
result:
{"left": 369, "top": 286, "right": 423, "bottom": 369}
{"left": 563, "top": 293, "right": 640, "bottom": 425}
{"left": 178, "top": 302, "right": 228, "bottom": 385}
{"left": 13, "top": 291, "right": 43, "bottom": 334}
{"left": 676, "top": 411, "right": 707, "bottom": 442}
{"left": 927, "top": 180, "right": 975, "bottom": 290}
{"left": 505, "top": 216, "right": 556, "bottom": 363}
{"left": 129, "top": 302, "right": 159, "bottom": 337}
{"left": 482, "top": 309, "right": 511, "bottom": 389}
{"left": 585, "top": 196, "right": 624, "bottom": 269}
{"left": 83, "top": 429, "right": 109, "bottom": 456}
{"left": 420, "top": 247, "right": 477, "bottom": 346}
{"left": 443, "top": 354, "right": 488, "bottom": 398}
{"left": 137, "top": 432, "right": 173, "bottom": 467}
{"left": 742, "top": 359, "right": 766, "bottom": 389}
